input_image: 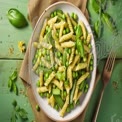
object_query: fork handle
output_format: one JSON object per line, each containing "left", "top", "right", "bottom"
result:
{"left": 92, "top": 86, "right": 105, "bottom": 122}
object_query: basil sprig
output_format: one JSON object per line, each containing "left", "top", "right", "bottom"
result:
{"left": 91, "top": 0, "right": 118, "bottom": 37}
{"left": 11, "top": 100, "right": 28, "bottom": 122}
{"left": 8, "top": 69, "right": 18, "bottom": 95}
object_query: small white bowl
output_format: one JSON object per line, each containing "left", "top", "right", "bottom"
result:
{"left": 29, "top": 1, "right": 97, "bottom": 122}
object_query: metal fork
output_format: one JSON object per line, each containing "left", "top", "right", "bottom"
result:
{"left": 92, "top": 51, "right": 116, "bottom": 122}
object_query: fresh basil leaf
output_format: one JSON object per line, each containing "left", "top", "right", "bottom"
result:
{"left": 11, "top": 113, "right": 17, "bottom": 122}
{"left": 76, "top": 25, "right": 82, "bottom": 38}
{"left": 13, "top": 83, "right": 18, "bottom": 95}
{"left": 15, "top": 105, "right": 20, "bottom": 112}
{"left": 94, "top": 20, "right": 103, "bottom": 38}
{"left": 12, "top": 100, "right": 17, "bottom": 107}
{"left": 90, "top": 0, "right": 100, "bottom": 14}
{"left": 102, "top": 12, "right": 118, "bottom": 35}
{"left": 18, "top": 108, "right": 28, "bottom": 120}
{"left": 10, "top": 70, "right": 17, "bottom": 81}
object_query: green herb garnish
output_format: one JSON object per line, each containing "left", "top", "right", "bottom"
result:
{"left": 11, "top": 100, "right": 28, "bottom": 122}
{"left": 8, "top": 69, "right": 18, "bottom": 95}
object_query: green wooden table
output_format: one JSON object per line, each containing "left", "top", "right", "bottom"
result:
{"left": 0, "top": 0, "right": 122, "bottom": 122}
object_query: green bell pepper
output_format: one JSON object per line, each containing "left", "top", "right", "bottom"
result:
{"left": 7, "top": 8, "right": 28, "bottom": 28}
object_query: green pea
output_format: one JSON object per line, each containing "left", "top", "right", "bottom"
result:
{"left": 63, "top": 29, "right": 66, "bottom": 35}
{"left": 68, "top": 48, "right": 71, "bottom": 54}
{"left": 74, "top": 25, "right": 77, "bottom": 31}
{"left": 75, "top": 49, "right": 78, "bottom": 55}
{"left": 36, "top": 80, "right": 40, "bottom": 87}
{"left": 54, "top": 64, "right": 58, "bottom": 70}
{"left": 45, "top": 72, "right": 49, "bottom": 78}
{"left": 54, "top": 11, "right": 57, "bottom": 16}
{"left": 75, "top": 72, "right": 78, "bottom": 78}
{"left": 71, "top": 12, "right": 74, "bottom": 18}
{"left": 56, "top": 32, "right": 59, "bottom": 37}
{"left": 7, "top": 8, "right": 28, "bottom": 28}
{"left": 73, "top": 13, "right": 78, "bottom": 20}
{"left": 66, "top": 61, "right": 69, "bottom": 67}
{"left": 83, "top": 57, "right": 87, "bottom": 62}
{"left": 36, "top": 105, "right": 40, "bottom": 111}
{"left": 90, "top": 65, "right": 93, "bottom": 71}
{"left": 57, "top": 51, "right": 61, "bottom": 57}
{"left": 50, "top": 12, "right": 54, "bottom": 18}
{"left": 63, "top": 91, "right": 67, "bottom": 97}
{"left": 12, "top": 100, "right": 17, "bottom": 107}
{"left": 73, "top": 72, "right": 76, "bottom": 78}
{"left": 66, "top": 28, "right": 70, "bottom": 33}
{"left": 88, "top": 44, "right": 92, "bottom": 49}
{"left": 54, "top": 104, "right": 59, "bottom": 110}
{"left": 43, "top": 49, "right": 46, "bottom": 55}
{"left": 47, "top": 55, "right": 50, "bottom": 61}
{"left": 90, "top": 59, "right": 93, "bottom": 65}
{"left": 66, "top": 107, "right": 71, "bottom": 113}
{"left": 62, "top": 14, "right": 66, "bottom": 19}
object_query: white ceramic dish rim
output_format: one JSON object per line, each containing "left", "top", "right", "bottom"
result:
{"left": 29, "top": 1, "right": 97, "bottom": 122}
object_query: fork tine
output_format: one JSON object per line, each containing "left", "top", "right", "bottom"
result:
{"left": 105, "top": 50, "right": 116, "bottom": 73}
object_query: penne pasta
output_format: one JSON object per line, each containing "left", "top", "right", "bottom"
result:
{"left": 69, "top": 47, "right": 75, "bottom": 64}
{"left": 60, "top": 41, "right": 75, "bottom": 48}
{"left": 48, "top": 16, "right": 58, "bottom": 25}
{"left": 52, "top": 79, "right": 63, "bottom": 90}
{"left": 58, "top": 66, "right": 66, "bottom": 72}
{"left": 40, "top": 19, "right": 48, "bottom": 37}
{"left": 48, "top": 95, "right": 55, "bottom": 107}
{"left": 39, "top": 71, "right": 44, "bottom": 86}
{"left": 67, "top": 66, "right": 73, "bottom": 89}
{"left": 71, "top": 55, "right": 80, "bottom": 69}
{"left": 41, "top": 57, "right": 51, "bottom": 68}
{"left": 59, "top": 32, "right": 73, "bottom": 42}
{"left": 32, "top": 57, "right": 40, "bottom": 71}
{"left": 65, "top": 13, "right": 74, "bottom": 33}
{"left": 86, "top": 34, "right": 91, "bottom": 44}
{"left": 73, "top": 85, "right": 79, "bottom": 101}
{"left": 87, "top": 53, "right": 92, "bottom": 71}
{"left": 60, "top": 95, "right": 69, "bottom": 117}
{"left": 84, "top": 44, "right": 91, "bottom": 53}
{"left": 44, "top": 71, "right": 56, "bottom": 86}
{"left": 73, "top": 62, "right": 87, "bottom": 71}
{"left": 55, "top": 42, "right": 64, "bottom": 53}
{"left": 37, "top": 86, "right": 48, "bottom": 93}
{"left": 77, "top": 72, "right": 90, "bottom": 85}
{"left": 79, "top": 20, "right": 87, "bottom": 40}
{"left": 50, "top": 49, "right": 54, "bottom": 66}
{"left": 75, "top": 91, "right": 82, "bottom": 104}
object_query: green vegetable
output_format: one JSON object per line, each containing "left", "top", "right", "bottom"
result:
{"left": 7, "top": 8, "right": 28, "bottom": 28}
{"left": 8, "top": 69, "right": 18, "bottom": 95}
{"left": 102, "top": 12, "right": 117, "bottom": 34}
{"left": 76, "top": 39, "right": 84, "bottom": 58}
{"left": 36, "top": 105, "right": 40, "bottom": 111}
{"left": 94, "top": 20, "right": 102, "bottom": 38}
{"left": 56, "top": 71, "right": 65, "bottom": 81}
{"left": 52, "top": 88, "right": 60, "bottom": 95}
{"left": 76, "top": 25, "right": 82, "bottom": 38}
{"left": 91, "top": 0, "right": 100, "bottom": 13}
{"left": 70, "top": 81, "right": 76, "bottom": 104}
{"left": 54, "top": 95, "right": 64, "bottom": 108}
{"left": 11, "top": 100, "right": 28, "bottom": 122}
{"left": 63, "top": 49, "right": 67, "bottom": 66}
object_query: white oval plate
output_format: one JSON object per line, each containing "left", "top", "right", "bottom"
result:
{"left": 29, "top": 1, "right": 97, "bottom": 122}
